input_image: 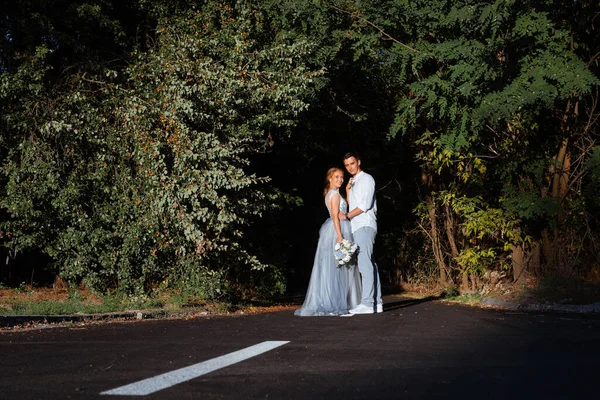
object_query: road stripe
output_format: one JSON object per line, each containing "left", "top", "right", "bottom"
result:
{"left": 100, "top": 340, "right": 289, "bottom": 396}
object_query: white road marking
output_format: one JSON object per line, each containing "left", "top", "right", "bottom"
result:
{"left": 100, "top": 340, "right": 289, "bottom": 396}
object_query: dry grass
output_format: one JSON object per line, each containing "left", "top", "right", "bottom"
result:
{"left": 0, "top": 276, "right": 298, "bottom": 318}
{"left": 1, "top": 281, "right": 102, "bottom": 304}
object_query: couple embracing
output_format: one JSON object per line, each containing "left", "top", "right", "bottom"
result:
{"left": 295, "top": 152, "right": 383, "bottom": 317}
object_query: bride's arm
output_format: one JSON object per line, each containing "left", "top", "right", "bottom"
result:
{"left": 329, "top": 193, "right": 344, "bottom": 243}
{"left": 345, "top": 178, "right": 353, "bottom": 202}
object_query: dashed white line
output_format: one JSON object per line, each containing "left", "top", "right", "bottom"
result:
{"left": 100, "top": 340, "right": 289, "bottom": 396}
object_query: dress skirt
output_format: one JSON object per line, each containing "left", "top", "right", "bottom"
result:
{"left": 294, "top": 218, "right": 361, "bottom": 316}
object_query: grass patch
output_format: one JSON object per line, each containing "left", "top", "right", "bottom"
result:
{"left": 0, "top": 286, "right": 232, "bottom": 316}
{"left": 2, "top": 300, "right": 129, "bottom": 316}
{"left": 446, "top": 293, "right": 483, "bottom": 304}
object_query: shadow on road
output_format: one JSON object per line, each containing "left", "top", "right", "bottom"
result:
{"left": 382, "top": 295, "right": 441, "bottom": 312}
{"left": 281, "top": 294, "right": 443, "bottom": 311}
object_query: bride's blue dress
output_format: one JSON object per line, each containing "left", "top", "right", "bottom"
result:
{"left": 295, "top": 189, "right": 361, "bottom": 316}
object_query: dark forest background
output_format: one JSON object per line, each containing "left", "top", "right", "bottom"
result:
{"left": 1, "top": 0, "right": 599, "bottom": 301}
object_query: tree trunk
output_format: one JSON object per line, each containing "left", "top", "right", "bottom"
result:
{"left": 461, "top": 272, "right": 469, "bottom": 291}
{"left": 444, "top": 204, "right": 459, "bottom": 258}
{"left": 551, "top": 138, "right": 569, "bottom": 199}
{"left": 559, "top": 151, "right": 571, "bottom": 199}
{"left": 530, "top": 242, "right": 541, "bottom": 276}
{"left": 427, "top": 196, "right": 447, "bottom": 284}
{"left": 546, "top": 99, "right": 573, "bottom": 264}
{"left": 512, "top": 244, "right": 526, "bottom": 285}
{"left": 470, "top": 273, "right": 479, "bottom": 291}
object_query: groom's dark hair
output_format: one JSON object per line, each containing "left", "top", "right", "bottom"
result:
{"left": 343, "top": 151, "right": 360, "bottom": 161}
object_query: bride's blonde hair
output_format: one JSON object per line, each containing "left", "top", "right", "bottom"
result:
{"left": 323, "top": 167, "right": 344, "bottom": 196}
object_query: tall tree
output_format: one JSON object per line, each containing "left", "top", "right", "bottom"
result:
{"left": 378, "top": 0, "right": 599, "bottom": 287}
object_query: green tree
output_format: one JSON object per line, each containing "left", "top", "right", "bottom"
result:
{"left": 1, "top": 1, "right": 322, "bottom": 297}
{"left": 381, "top": 0, "right": 599, "bottom": 287}
{"left": 306, "top": 0, "right": 599, "bottom": 288}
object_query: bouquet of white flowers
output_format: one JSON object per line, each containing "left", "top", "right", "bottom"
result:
{"left": 334, "top": 239, "right": 358, "bottom": 268}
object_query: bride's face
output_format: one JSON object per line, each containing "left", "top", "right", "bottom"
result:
{"left": 329, "top": 170, "right": 344, "bottom": 189}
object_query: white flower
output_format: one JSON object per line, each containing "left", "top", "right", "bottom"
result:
{"left": 333, "top": 239, "right": 358, "bottom": 268}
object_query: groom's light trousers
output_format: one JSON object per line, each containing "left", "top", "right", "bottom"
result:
{"left": 354, "top": 227, "right": 382, "bottom": 308}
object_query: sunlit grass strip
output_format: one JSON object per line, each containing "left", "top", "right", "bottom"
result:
{"left": 0, "top": 300, "right": 129, "bottom": 316}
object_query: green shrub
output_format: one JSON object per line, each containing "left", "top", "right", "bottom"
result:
{"left": 0, "top": 2, "right": 322, "bottom": 297}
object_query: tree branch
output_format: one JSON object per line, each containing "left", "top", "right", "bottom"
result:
{"left": 327, "top": 3, "right": 421, "bottom": 54}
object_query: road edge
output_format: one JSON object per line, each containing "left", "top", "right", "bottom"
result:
{"left": 480, "top": 297, "right": 600, "bottom": 313}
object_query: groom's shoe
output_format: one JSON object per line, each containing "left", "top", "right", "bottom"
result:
{"left": 376, "top": 303, "right": 383, "bottom": 313}
{"left": 349, "top": 304, "right": 374, "bottom": 314}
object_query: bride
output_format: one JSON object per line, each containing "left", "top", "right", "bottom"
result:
{"left": 294, "top": 167, "right": 361, "bottom": 316}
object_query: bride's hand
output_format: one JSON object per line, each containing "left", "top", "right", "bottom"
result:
{"left": 346, "top": 178, "right": 354, "bottom": 192}
{"left": 339, "top": 212, "right": 347, "bottom": 220}
{"left": 336, "top": 236, "right": 343, "bottom": 243}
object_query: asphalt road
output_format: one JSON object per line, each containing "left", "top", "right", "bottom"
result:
{"left": 1, "top": 297, "right": 599, "bottom": 399}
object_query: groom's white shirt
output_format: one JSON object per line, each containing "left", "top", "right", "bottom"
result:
{"left": 348, "top": 171, "right": 377, "bottom": 234}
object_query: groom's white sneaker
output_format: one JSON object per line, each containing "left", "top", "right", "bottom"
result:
{"left": 349, "top": 304, "right": 374, "bottom": 314}
{"left": 348, "top": 303, "right": 383, "bottom": 314}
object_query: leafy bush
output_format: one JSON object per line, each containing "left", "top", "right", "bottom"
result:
{"left": 0, "top": 1, "right": 322, "bottom": 297}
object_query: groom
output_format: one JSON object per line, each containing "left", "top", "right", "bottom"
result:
{"left": 343, "top": 152, "right": 383, "bottom": 314}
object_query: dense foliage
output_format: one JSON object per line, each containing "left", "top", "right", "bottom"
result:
{"left": 341, "top": 0, "right": 599, "bottom": 289}
{"left": 1, "top": 0, "right": 599, "bottom": 298}
{"left": 1, "top": 1, "right": 321, "bottom": 298}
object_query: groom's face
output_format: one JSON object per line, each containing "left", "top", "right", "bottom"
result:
{"left": 344, "top": 156, "right": 361, "bottom": 176}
